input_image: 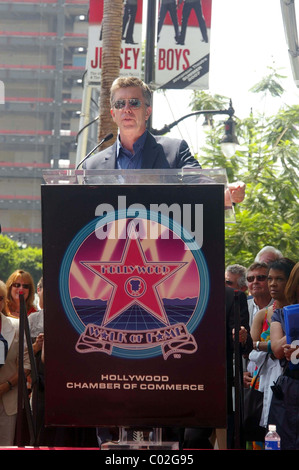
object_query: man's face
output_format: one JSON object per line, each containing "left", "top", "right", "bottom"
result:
{"left": 225, "top": 271, "right": 246, "bottom": 291}
{"left": 246, "top": 267, "right": 269, "bottom": 297}
{"left": 110, "top": 86, "right": 152, "bottom": 138}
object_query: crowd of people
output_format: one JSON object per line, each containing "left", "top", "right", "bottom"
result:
{"left": 226, "top": 246, "right": 299, "bottom": 450}
{"left": 0, "top": 245, "right": 298, "bottom": 450}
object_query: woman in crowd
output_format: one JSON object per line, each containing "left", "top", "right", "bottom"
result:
{"left": 268, "top": 262, "right": 299, "bottom": 450}
{"left": 246, "top": 258, "right": 295, "bottom": 447}
{"left": 5, "top": 269, "right": 37, "bottom": 318}
{"left": 0, "top": 280, "right": 31, "bottom": 445}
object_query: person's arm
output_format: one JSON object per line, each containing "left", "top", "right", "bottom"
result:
{"left": 270, "top": 321, "right": 286, "bottom": 359}
{"left": 0, "top": 372, "right": 18, "bottom": 397}
{"left": 282, "top": 343, "right": 299, "bottom": 363}
{"left": 32, "top": 333, "right": 44, "bottom": 355}
{"left": 0, "top": 368, "right": 30, "bottom": 397}
{"left": 178, "top": 140, "right": 246, "bottom": 204}
{"left": 177, "top": 139, "right": 202, "bottom": 168}
{"left": 250, "top": 308, "right": 269, "bottom": 352}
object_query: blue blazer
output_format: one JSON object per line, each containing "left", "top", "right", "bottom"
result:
{"left": 83, "top": 131, "right": 201, "bottom": 170}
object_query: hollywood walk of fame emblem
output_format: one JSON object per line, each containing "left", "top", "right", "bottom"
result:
{"left": 59, "top": 209, "right": 210, "bottom": 360}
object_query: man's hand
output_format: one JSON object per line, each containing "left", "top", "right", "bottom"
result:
{"left": 225, "top": 181, "right": 246, "bottom": 207}
{"left": 33, "top": 333, "right": 44, "bottom": 355}
{"left": 228, "top": 181, "right": 246, "bottom": 204}
{"left": 243, "top": 371, "right": 252, "bottom": 389}
{"left": 232, "top": 326, "right": 247, "bottom": 344}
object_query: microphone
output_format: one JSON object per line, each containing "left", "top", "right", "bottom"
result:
{"left": 76, "top": 132, "right": 113, "bottom": 169}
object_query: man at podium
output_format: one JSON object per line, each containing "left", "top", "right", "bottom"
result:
{"left": 79, "top": 76, "right": 245, "bottom": 448}
{"left": 83, "top": 76, "right": 245, "bottom": 205}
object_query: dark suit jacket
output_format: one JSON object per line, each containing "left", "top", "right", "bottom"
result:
{"left": 83, "top": 132, "right": 201, "bottom": 170}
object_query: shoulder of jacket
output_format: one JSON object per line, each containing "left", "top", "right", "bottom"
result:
{"left": 1, "top": 314, "right": 19, "bottom": 332}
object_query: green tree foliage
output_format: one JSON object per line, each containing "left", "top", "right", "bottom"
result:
{"left": 0, "top": 235, "right": 42, "bottom": 286}
{"left": 190, "top": 69, "right": 299, "bottom": 267}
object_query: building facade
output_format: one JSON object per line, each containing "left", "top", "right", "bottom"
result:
{"left": 0, "top": 0, "right": 90, "bottom": 246}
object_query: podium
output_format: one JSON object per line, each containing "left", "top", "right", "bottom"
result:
{"left": 41, "top": 168, "right": 231, "bottom": 449}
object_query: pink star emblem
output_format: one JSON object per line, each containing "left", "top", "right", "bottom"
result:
{"left": 81, "top": 223, "right": 186, "bottom": 326}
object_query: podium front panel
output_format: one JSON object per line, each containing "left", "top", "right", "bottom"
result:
{"left": 41, "top": 183, "right": 226, "bottom": 428}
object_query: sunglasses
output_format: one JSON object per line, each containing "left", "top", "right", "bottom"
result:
{"left": 225, "top": 280, "right": 234, "bottom": 286}
{"left": 113, "top": 98, "right": 142, "bottom": 109}
{"left": 12, "top": 282, "right": 30, "bottom": 289}
{"left": 246, "top": 275, "right": 267, "bottom": 283}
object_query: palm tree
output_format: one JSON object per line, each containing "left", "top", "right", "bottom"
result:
{"left": 98, "top": 0, "right": 124, "bottom": 146}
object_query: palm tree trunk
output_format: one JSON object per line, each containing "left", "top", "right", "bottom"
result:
{"left": 98, "top": 0, "right": 124, "bottom": 146}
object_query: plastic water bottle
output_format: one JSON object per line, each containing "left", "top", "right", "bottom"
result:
{"left": 265, "top": 424, "right": 281, "bottom": 450}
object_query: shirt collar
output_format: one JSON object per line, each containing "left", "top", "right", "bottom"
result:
{"left": 116, "top": 130, "right": 148, "bottom": 157}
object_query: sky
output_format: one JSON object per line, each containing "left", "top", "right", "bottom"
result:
{"left": 151, "top": 0, "right": 299, "bottom": 154}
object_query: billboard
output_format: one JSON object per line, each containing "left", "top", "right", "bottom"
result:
{"left": 155, "top": 0, "right": 212, "bottom": 89}
{"left": 86, "top": 0, "right": 212, "bottom": 90}
{"left": 86, "top": 0, "right": 144, "bottom": 84}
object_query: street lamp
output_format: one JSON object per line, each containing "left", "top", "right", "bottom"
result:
{"left": 220, "top": 114, "right": 239, "bottom": 158}
{"left": 150, "top": 99, "right": 239, "bottom": 157}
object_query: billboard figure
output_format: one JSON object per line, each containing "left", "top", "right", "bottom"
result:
{"left": 122, "top": 0, "right": 138, "bottom": 44}
{"left": 177, "top": 0, "right": 208, "bottom": 45}
{"left": 157, "top": 0, "right": 180, "bottom": 43}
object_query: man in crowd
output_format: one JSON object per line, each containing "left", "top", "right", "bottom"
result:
{"left": 225, "top": 264, "right": 248, "bottom": 292}
{"left": 243, "top": 261, "right": 273, "bottom": 389}
{"left": 246, "top": 261, "right": 273, "bottom": 327}
{"left": 254, "top": 245, "right": 283, "bottom": 265}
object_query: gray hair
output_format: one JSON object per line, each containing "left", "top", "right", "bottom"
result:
{"left": 225, "top": 264, "right": 248, "bottom": 288}
{"left": 255, "top": 245, "right": 283, "bottom": 262}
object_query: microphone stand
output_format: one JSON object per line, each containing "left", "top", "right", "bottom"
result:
{"left": 16, "top": 293, "right": 38, "bottom": 446}
{"left": 76, "top": 133, "right": 113, "bottom": 169}
{"left": 233, "top": 290, "right": 244, "bottom": 449}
